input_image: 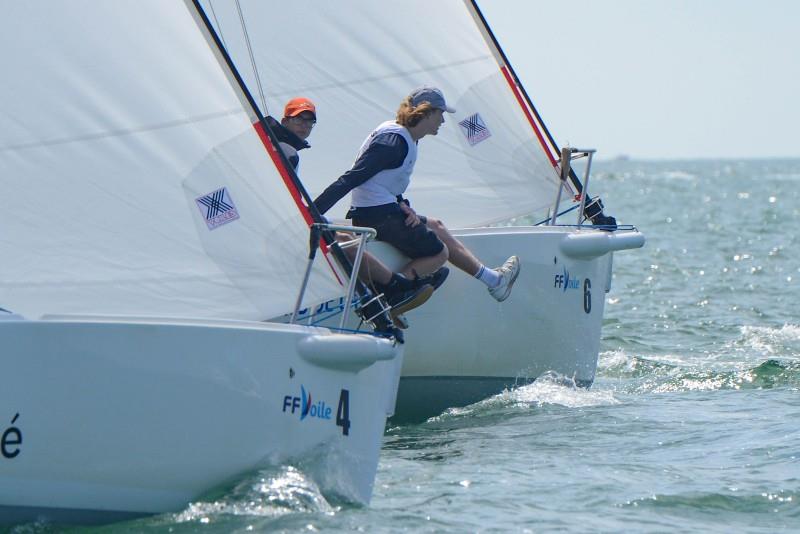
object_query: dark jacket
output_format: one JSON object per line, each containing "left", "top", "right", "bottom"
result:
{"left": 264, "top": 116, "right": 309, "bottom": 170}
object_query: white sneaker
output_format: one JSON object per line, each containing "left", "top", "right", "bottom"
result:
{"left": 488, "top": 255, "right": 520, "bottom": 302}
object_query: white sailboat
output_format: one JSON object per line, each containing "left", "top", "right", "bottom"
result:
{"left": 203, "top": 0, "right": 645, "bottom": 421}
{"left": 0, "top": 0, "right": 404, "bottom": 524}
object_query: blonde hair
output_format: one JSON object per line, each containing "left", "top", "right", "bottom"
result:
{"left": 396, "top": 98, "right": 436, "bottom": 127}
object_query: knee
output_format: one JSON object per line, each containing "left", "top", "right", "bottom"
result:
{"left": 428, "top": 218, "right": 453, "bottom": 241}
{"left": 427, "top": 218, "right": 446, "bottom": 232}
{"left": 334, "top": 232, "right": 356, "bottom": 259}
{"left": 426, "top": 218, "right": 449, "bottom": 237}
{"left": 436, "top": 243, "right": 449, "bottom": 263}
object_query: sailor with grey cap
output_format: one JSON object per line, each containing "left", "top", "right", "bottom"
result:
{"left": 408, "top": 86, "right": 457, "bottom": 113}
{"left": 314, "top": 86, "right": 520, "bottom": 302}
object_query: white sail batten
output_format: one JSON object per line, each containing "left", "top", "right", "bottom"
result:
{"left": 202, "top": 0, "right": 562, "bottom": 228}
{"left": 0, "top": 1, "right": 341, "bottom": 320}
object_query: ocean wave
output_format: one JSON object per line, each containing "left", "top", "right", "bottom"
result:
{"left": 737, "top": 324, "right": 800, "bottom": 356}
{"left": 656, "top": 170, "right": 698, "bottom": 181}
{"left": 431, "top": 373, "right": 619, "bottom": 423}
{"left": 763, "top": 172, "right": 800, "bottom": 181}
{"left": 3, "top": 467, "right": 334, "bottom": 533}
{"left": 597, "top": 348, "right": 800, "bottom": 393}
{"left": 169, "top": 466, "right": 333, "bottom": 525}
{"left": 621, "top": 490, "right": 798, "bottom": 517}
{"left": 650, "top": 360, "right": 800, "bottom": 393}
{"left": 505, "top": 373, "right": 619, "bottom": 408}
{"left": 598, "top": 350, "right": 677, "bottom": 378}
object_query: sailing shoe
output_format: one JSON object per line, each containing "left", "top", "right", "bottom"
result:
{"left": 488, "top": 255, "right": 521, "bottom": 302}
{"left": 387, "top": 284, "right": 434, "bottom": 319}
{"left": 376, "top": 273, "right": 414, "bottom": 296}
{"left": 413, "top": 266, "right": 450, "bottom": 291}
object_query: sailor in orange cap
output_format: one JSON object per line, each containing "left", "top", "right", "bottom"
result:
{"left": 273, "top": 97, "right": 317, "bottom": 170}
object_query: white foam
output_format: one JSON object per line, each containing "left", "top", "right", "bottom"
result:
{"left": 172, "top": 466, "right": 332, "bottom": 523}
{"left": 734, "top": 324, "right": 800, "bottom": 360}
{"left": 507, "top": 376, "right": 619, "bottom": 408}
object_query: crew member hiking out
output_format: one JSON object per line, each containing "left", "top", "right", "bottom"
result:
{"left": 314, "top": 87, "right": 520, "bottom": 302}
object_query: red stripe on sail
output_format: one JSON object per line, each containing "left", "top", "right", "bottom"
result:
{"left": 500, "top": 66, "right": 558, "bottom": 167}
{"left": 252, "top": 121, "right": 343, "bottom": 282}
{"left": 253, "top": 121, "right": 313, "bottom": 224}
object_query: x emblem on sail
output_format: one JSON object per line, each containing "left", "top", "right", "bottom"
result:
{"left": 458, "top": 112, "right": 492, "bottom": 146}
{"left": 195, "top": 187, "right": 240, "bottom": 230}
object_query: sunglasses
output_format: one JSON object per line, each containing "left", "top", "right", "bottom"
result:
{"left": 292, "top": 116, "right": 316, "bottom": 126}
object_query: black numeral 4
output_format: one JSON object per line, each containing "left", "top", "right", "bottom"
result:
{"left": 336, "top": 389, "right": 351, "bottom": 436}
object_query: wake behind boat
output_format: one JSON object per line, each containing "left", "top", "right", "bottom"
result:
{"left": 203, "top": 0, "right": 644, "bottom": 421}
{"left": 0, "top": 1, "right": 405, "bottom": 524}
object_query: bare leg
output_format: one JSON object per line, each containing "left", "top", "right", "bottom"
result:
{"left": 426, "top": 218, "right": 481, "bottom": 276}
{"left": 334, "top": 233, "right": 392, "bottom": 286}
{"left": 336, "top": 229, "right": 448, "bottom": 282}
{"left": 359, "top": 253, "right": 393, "bottom": 286}
{"left": 399, "top": 244, "right": 449, "bottom": 279}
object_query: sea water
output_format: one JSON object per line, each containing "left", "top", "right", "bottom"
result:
{"left": 23, "top": 160, "right": 799, "bottom": 533}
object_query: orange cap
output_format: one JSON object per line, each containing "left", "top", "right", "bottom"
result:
{"left": 283, "top": 97, "right": 316, "bottom": 118}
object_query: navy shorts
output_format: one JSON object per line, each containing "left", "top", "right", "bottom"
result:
{"left": 352, "top": 211, "right": 444, "bottom": 259}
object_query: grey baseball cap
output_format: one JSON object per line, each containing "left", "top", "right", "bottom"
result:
{"left": 409, "top": 86, "right": 456, "bottom": 113}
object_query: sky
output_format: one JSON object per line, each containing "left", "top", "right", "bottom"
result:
{"left": 478, "top": 0, "right": 800, "bottom": 160}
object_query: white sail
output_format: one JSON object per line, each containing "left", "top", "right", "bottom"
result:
{"left": 0, "top": 0, "right": 342, "bottom": 321}
{"left": 201, "top": 0, "right": 563, "bottom": 228}
{"left": 0, "top": 2, "right": 407, "bottom": 518}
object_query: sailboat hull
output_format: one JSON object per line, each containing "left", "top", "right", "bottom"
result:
{"left": 369, "top": 227, "right": 598, "bottom": 420}
{"left": 390, "top": 226, "right": 642, "bottom": 421}
{"left": 0, "top": 317, "right": 402, "bottom": 524}
{"left": 278, "top": 226, "right": 642, "bottom": 422}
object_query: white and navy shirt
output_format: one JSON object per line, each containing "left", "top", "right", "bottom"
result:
{"left": 314, "top": 121, "right": 416, "bottom": 215}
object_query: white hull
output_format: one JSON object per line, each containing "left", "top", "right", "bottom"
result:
{"left": 0, "top": 316, "right": 402, "bottom": 524}
{"left": 283, "top": 226, "right": 643, "bottom": 422}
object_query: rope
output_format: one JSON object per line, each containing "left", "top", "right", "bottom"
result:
{"left": 234, "top": 0, "right": 268, "bottom": 115}
{"left": 206, "top": 1, "right": 227, "bottom": 50}
{"left": 534, "top": 203, "right": 580, "bottom": 226}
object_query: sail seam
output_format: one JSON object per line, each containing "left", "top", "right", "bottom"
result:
{"left": 260, "top": 56, "right": 493, "bottom": 96}
{"left": 0, "top": 108, "right": 245, "bottom": 153}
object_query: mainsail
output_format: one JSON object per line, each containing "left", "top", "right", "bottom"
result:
{"left": 201, "top": 0, "right": 566, "bottom": 228}
{"left": 0, "top": 1, "right": 343, "bottom": 320}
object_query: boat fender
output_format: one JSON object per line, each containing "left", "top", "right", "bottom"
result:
{"left": 560, "top": 231, "right": 645, "bottom": 259}
{"left": 297, "top": 334, "right": 397, "bottom": 373}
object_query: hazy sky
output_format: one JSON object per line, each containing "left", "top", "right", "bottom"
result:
{"left": 478, "top": 0, "right": 799, "bottom": 160}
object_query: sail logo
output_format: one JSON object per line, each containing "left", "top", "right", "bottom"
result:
{"left": 195, "top": 187, "right": 240, "bottom": 230}
{"left": 554, "top": 267, "right": 580, "bottom": 292}
{"left": 282, "top": 385, "right": 332, "bottom": 421}
{"left": 458, "top": 113, "right": 491, "bottom": 146}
